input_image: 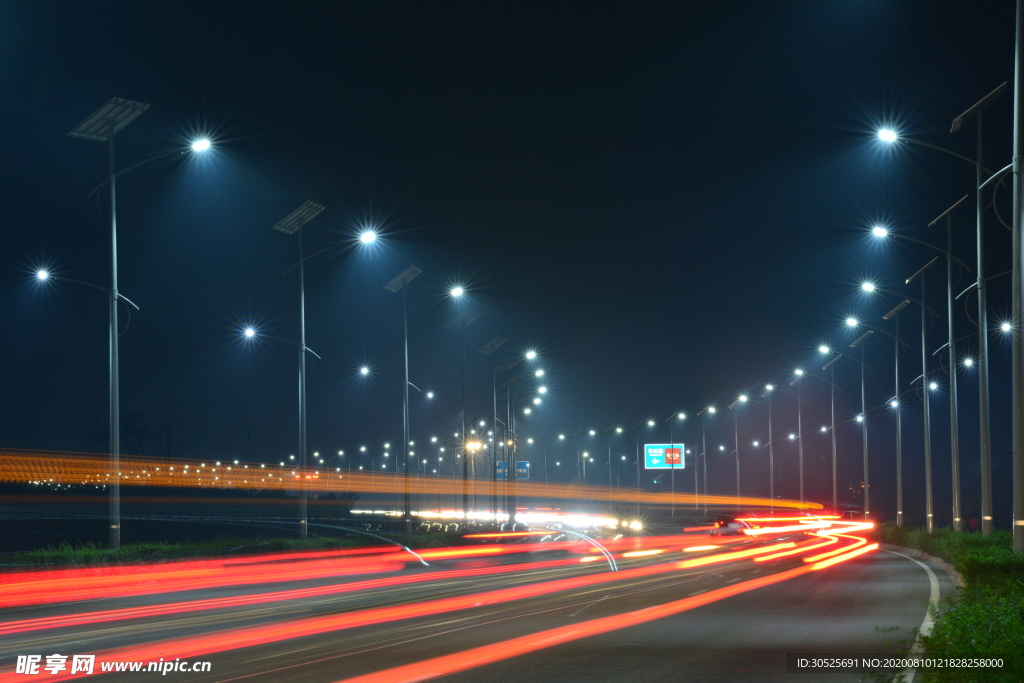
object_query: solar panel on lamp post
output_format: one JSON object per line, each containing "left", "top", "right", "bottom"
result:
{"left": 68, "top": 97, "right": 150, "bottom": 551}
{"left": 271, "top": 200, "right": 326, "bottom": 540}
{"left": 384, "top": 265, "right": 422, "bottom": 534}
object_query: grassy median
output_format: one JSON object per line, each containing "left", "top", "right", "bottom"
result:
{"left": 882, "top": 526, "right": 1024, "bottom": 682}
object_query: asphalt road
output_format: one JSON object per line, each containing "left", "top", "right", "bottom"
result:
{"left": 0, "top": 532, "right": 953, "bottom": 683}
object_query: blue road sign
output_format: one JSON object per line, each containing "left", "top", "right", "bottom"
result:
{"left": 644, "top": 443, "right": 685, "bottom": 469}
{"left": 496, "top": 461, "right": 530, "bottom": 479}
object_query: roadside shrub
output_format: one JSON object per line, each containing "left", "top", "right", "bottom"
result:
{"left": 920, "top": 588, "right": 1024, "bottom": 683}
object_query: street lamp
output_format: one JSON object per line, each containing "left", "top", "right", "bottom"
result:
{"left": 763, "top": 384, "right": 776, "bottom": 506}
{"left": 728, "top": 395, "right": 748, "bottom": 510}
{"left": 874, "top": 208, "right": 974, "bottom": 531}
{"left": 906, "top": 257, "right": 940, "bottom": 532}
{"left": 791, "top": 369, "right": 806, "bottom": 501}
{"left": 68, "top": 97, "right": 150, "bottom": 550}
{"left": 879, "top": 84, "right": 1008, "bottom": 536}
{"left": 847, "top": 318, "right": 872, "bottom": 520}
{"left": 270, "top": 200, "right": 327, "bottom": 539}
{"left": 384, "top": 265, "right": 423, "bottom": 534}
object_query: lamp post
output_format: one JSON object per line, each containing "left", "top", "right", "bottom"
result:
{"left": 696, "top": 406, "right": 715, "bottom": 516}
{"left": 790, "top": 370, "right": 806, "bottom": 501}
{"left": 872, "top": 220, "right": 973, "bottom": 531}
{"left": 666, "top": 413, "right": 686, "bottom": 517}
{"left": 270, "top": 200, "right": 328, "bottom": 539}
{"left": 1013, "top": 0, "right": 1024, "bottom": 555}
{"left": 763, "top": 385, "right": 775, "bottom": 507}
{"left": 384, "top": 266, "right": 423, "bottom": 535}
{"left": 68, "top": 99, "right": 152, "bottom": 550}
{"left": 880, "top": 84, "right": 1007, "bottom": 534}
{"left": 819, "top": 349, "right": 841, "bottom": 514}
{"left": 860, "top": 285, "right": 931, "bottom": 526}
{"left": 906, "top": 258, "right": 940, "bottom": 532}
{"left": 727, "top": 395, "right": 748, "bottom": 510}
{"left": 847, "top": 320, "right": 872, "bottom": 521}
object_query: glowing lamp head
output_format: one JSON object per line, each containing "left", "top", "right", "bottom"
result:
{"left": 795, "top": 368, "right": 804, "bottom": 376}
{"left": 1001, "top": 322, "right": 1012, "bottom": 333}
{"left": 708, "top": 406, "right": 716, "bottom": 414}
{"left": 359, "top": 230, "right": 377, "bottom": 244}
{"left": 191, "top": 138, "right": 211, "bottom": 152}
{"left": 738, "top": 395, "right": 748, "bottom": 403}
{"left": 525, "top": 350, "right": 537, "bottom": 360}
{"left": 616, "top": 427, "right": 623, "bottom": 433}
{"left": 647, "top": 420, "right": 655, "bottom": 426}
{"left": 752, "top": 441, "right": 759, "bottom": 447}
{"left": 871, "top": 226, "right": 889, "bottom": 238}
{"left": 359, "top": 366, "right": 370, "bottom": 376}
{"left": 788, "top": 434, "right": 795, "bottom": 440}
{"left": 856, "top": 415, "right": 864, "bottom": 422}
{"left": 538, "top": 386, "right": 547, "bottom": 394}
{"left": 533, "top": 397, "right": 541, "bottom": 405}
{"left": 820, "top": 426, "right": 828, "bottom": 432}
{"left": 861, "top": 282, "right": 876, "bottom": 292}
{"left": 963, "top": 358, "right": 974, "bottom": 367}
{"left": 877, "top": 129, "right": 898, "bottom": 143}
{"left": 846, "top": 317, "right": 859, "bottom": 327}
{"left": 819, "top": 345, "right": 830, "bottom": 354}
{"left": 890, "top": 400, "right": 899, "bottom": 408}
{"left": 589, "top": 430, "right": 596, "bottom": 436}
{"left": 535, "top": 369, "right": 544, "bottom": 377}
{"left": 426, "top": 391, "right": 434, "bottom": 399}
{"left": 765, "top": 384, "right": 774, "bottom": 392}
{"left": 243, "top": 327, "right": 256, "bottom": 338}
{"left": 929, "top": 382, "right": 938, "bottom": 390}
{"left": 36, "top": 270, "right": 49, "bottom": 280}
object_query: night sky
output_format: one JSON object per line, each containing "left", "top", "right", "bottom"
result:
{"left": 2, "top": 1, "right": 1019, "bottom": 526}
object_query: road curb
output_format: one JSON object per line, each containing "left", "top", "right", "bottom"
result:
{"left": 880, "top": 543, "right": 964, "bottom": 588}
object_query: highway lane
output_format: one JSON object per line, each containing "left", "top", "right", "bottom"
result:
{"left": 0, "top": 526, "right": 938, "bottom": 682}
